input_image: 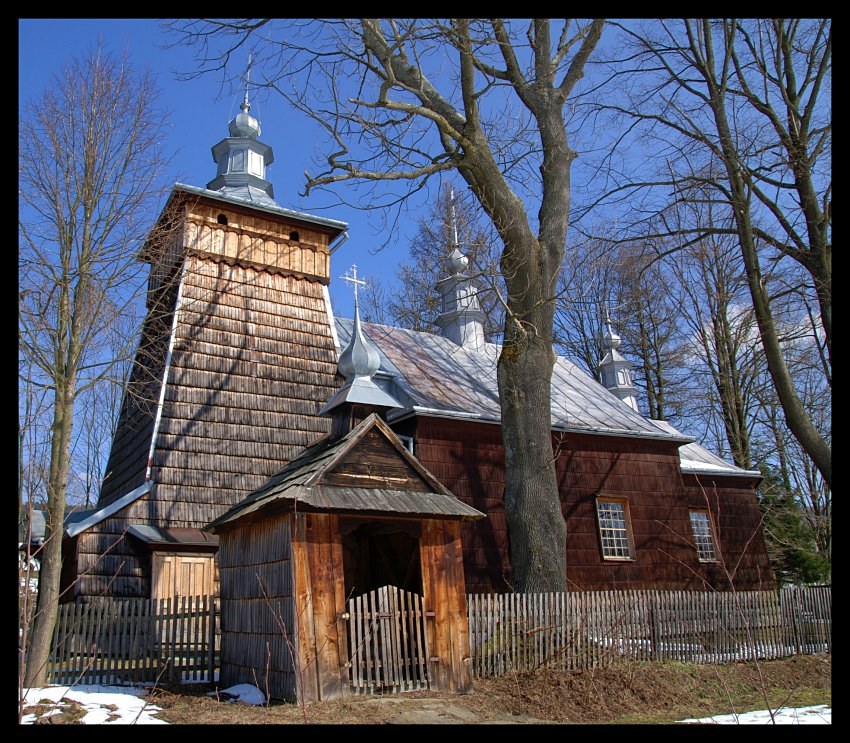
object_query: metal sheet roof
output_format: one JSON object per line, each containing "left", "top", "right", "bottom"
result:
{"left": 127, "top": 525, "right": 219, "bottom": 548}
{"left": 65, "top": 481, "right": 154, "bottom": 538}
{"left": 649, "top": 419, "right": 761, "bottom": 478}
{"left": 334, "top": 319, "right": 692, "bottom": 443}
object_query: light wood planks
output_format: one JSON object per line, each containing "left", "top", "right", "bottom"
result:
{"left": 466, "top": 586, "right": 832, "bottom": 677}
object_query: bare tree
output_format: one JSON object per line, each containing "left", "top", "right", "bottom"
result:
{"left": 356, "top": 273, "right": 392, "bottom": 326}
{"left": 360, "top": 183, "right": 504, "bottom": 339}
{"left": 674, "top": 231, "right": 762, "bottom": 469}
{"left": 168, "top": 18, "right": 605, "bottom": 592}
{"left": 613, "top": 244, "right": 689, "bottom": 422}
{"left": 18, "top": 42, "right": 173, "bottom": 687}
{"left": 553, "top": 236, "right": 616, "bottom": 379}
{"left": 594, "top": 19, "right": 831, "bottom": 487}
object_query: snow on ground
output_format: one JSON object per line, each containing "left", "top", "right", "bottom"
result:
{"left": 18, "top": 683, "right": 831, "bottom": 725}
{"left": 20, "top": 684, "right": 168, "bottom": 725}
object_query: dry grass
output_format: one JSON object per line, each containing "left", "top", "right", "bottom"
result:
{"left": 142, "top": 653, "right": 831, "bottom": 725}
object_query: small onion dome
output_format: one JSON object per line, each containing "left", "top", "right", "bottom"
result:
{"left": 448, "top": 247, "right": 469, "bottom": 273}
{"left": 337, "top": 308, "right": 381, "bottom": 380}
{"left": 228, "top": 99, "right": 261, "bottom": 139}
{"left": 603, "top": 323, "right": 622, "bottom": 350}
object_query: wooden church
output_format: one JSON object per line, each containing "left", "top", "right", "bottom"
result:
{"left": 58, "top": 85, "right": 775, "bottom": 647}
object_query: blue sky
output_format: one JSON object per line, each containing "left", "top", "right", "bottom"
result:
{"left": 19, "top": 18, "right": 420, "bottom": 320}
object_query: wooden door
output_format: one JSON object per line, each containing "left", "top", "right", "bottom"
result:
{"left": 151, "top": 552, "right": 215, "bottom": 601}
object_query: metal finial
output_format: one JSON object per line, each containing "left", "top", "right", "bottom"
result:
{"left": 450, "top": 188, "right": 459, "bottom": 249}
{"left": 241, "top": 53, "right": 252, "bottom": 112}
{"left": 340, "top": 265, "right": 368, "bottom": 309}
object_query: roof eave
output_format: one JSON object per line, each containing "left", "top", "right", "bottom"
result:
{"left": 172, "top": 183, "right": 348, "bottom": 234}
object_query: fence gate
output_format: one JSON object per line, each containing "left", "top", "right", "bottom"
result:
{"left": 347, "top": 585, "right": 430, "bottom": 694}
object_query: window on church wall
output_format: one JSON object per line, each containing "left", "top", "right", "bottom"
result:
{"left": 689, "top": 510, "right": 718, "bottom": 562}
{"left": 595, "top": 497, "right": 634, "bottom": 560}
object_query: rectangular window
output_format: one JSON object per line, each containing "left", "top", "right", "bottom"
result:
{"left": 689, "top": 510, "right": 717, "bottom": 562}
{"left": 595, "top": 498, "right": 633, "bottom": 559}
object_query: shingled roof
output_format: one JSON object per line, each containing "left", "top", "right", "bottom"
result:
{"left": 206, "top": 412, "right": 485, "bottom": 532}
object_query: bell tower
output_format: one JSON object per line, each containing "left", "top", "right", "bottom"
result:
{"left": 73, "top": 71, "right": 350, "bottom": 601}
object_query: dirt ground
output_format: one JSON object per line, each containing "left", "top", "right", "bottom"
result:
{"left": 145, "top": 653, "right": 831, "bottom": 725}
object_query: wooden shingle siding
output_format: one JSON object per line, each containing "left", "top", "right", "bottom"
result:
{"left": 81, "top": 200, "right": 341, "bottom": 600}
{"left": 184, "top": 207, "right": 330, "bottom": 281}
{"left": 406, "top": 417, "right": 772, "bottom": 594}
{"left": 218, "top": 513, "right": 298, "bottom": 701}
{"left": 64, "top": 496, "right": 162, "bottom": 600}
{"left": 145, "top": 256, "right": 337, "bottom": 531}
{"left": 97, "top": 292, "right": 177, "bottom": 508}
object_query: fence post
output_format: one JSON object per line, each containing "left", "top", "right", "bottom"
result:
{"left": 649, "top": 592, "right": 660, "bottom": 661}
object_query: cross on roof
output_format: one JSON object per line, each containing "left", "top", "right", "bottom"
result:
{"left": 340, "top": 264, "right": 367, "bottom": 308}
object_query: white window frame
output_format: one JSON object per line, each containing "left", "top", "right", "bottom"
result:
{"left": 595, "top": 497, "right": 634, "bottom": 560}
{"left": 689, "top": 510, "right": 718, "bottom": 562}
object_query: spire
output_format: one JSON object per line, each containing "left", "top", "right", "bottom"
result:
{"left": 228, "top": 53, "right": 261, "bottom": 139}
{"left": 206, "top": 54, "right": 277, "bottom": 205}
{"left": 450, "top": 187, "right": 460, "bottom": 249}
{"left": 598, "top": 309, "right": 639, "bottom": 412}
{"left": 319, "top": 266, "right": 402, "bottom": 434}
{"left": 435, "top": 189, "right": 486, "bottom": 351}
{"left": 336, "top": 265, "right": 381, "bottom": 380}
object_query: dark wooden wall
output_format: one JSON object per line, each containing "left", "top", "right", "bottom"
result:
{"left": 683, "top": 474, "right": 775, "bottom": 590}
{"left": 61, "top": 496, "right": 155, "bottom": 600}
{"left": 404, "top": 417, "right": 774, "bottom": 593}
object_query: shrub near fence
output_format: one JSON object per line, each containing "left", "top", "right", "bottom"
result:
{"left": 47, "top": 595, "right": 216, "bottom": 686}
{"left": 466, "top": 587, "right": 831, "bottom": 677}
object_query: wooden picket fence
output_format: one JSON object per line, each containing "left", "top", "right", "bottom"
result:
{"left": 33, "top": 587, "right": 829, "bottom": 687}
{"left": 46, "top": 595, "right": 216, "bottom": 686}
{"left": 467, "top": 586, "right": 831, "bottom": 677}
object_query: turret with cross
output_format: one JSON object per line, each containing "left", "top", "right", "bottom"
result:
{"left": 319, "top": 265, "right": 402, "bottom": 435}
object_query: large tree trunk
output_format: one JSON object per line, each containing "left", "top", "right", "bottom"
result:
{"left": 710, "top": 109, "right": 832, "bottom": 488}
{"left": 498, "top": 305, "right": 565, "bottom": 592}
{"left": 460, "top": 94, "right": 574, "bottom": 592}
